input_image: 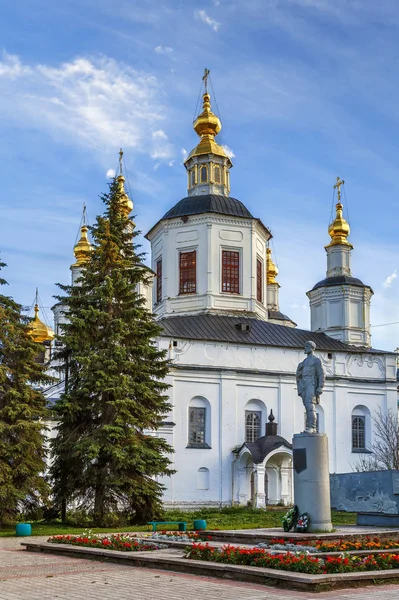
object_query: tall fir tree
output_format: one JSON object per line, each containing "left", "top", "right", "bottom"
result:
{"left": 0, "top": 258, "right": 50, "bottom": 524}
{"left": 51, "top": 178, "right": 174, "bottom": 525}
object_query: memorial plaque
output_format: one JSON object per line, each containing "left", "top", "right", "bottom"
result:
{"left": 293, "top": 448, "right": 307, "bottom": 474}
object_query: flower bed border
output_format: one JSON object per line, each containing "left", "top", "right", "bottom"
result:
{"left": 21, "top": 541, "right": 399, "bottom": 592}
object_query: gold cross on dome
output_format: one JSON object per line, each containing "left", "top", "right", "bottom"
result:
{"left": 202, "top": 68, "right": 210, "bottom": 92}
{"left": 333, "top": 176, "right": 345, "bottom": 202}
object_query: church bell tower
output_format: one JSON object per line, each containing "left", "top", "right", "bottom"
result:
{"left": 307, "top": 178, "right": 373, "bottom": 347}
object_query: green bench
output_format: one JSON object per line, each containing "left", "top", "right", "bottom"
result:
{"left": 147, "top": 520, "right": 187, "bottom": 532}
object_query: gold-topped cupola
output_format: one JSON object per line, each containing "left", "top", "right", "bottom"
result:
{"left": 184, "top": 69, "right": 233, "bottom": 197}
{"left": 266, "top": 247, "right": 279, "bottom": 286}
{"left": 72, "top": 204, "right": 92, "bottom": 268}
{"left": 27, "top": 289, "right": 54, "bottom": 344}
{"left": 116, "top": 149, "right": 133, "bottom": 217}
{"left": 326, "top": 177, "right": 352, "bottom": 249}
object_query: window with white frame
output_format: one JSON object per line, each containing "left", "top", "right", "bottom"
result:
{"left": 245, "top": 410, "right": 261, "bottom": 443}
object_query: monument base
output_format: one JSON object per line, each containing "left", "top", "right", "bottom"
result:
{"left": 293, "top": 432, "right": 333, "bottom": 532}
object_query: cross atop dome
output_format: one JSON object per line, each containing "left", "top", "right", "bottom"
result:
{"left": 184, "top": 70, "right": 232, "bottom": 197}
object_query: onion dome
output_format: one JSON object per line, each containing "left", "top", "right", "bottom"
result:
{"left": 327, "top": 202, "right": 352, "bottom": 247}
{"left": 116, "top": 173, "right": 133, "bottom": 217}
{"left": 73, "top": 225, "right": 92, "bottom": 265}
{"left": 266, "top": 247, "right": 279, "bottom": 285}
{"left": 326, "top": 177, "right": 352, "bottom": 248}
{"left": 186, "top": 92, "right": 232, "bottom": 164}
{"left": 27, "top": 304, "right": 54, "bottom": 343}
{"left": 116, "top": 149, "right": 133, "bottom": 217}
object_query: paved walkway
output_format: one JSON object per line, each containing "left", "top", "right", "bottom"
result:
{"left": 2, "top": 536, "right": 399, "bottom": 599}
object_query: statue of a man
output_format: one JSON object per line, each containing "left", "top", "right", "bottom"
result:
{"left": 296, "top": 341, "right": 325, "bottom": 434}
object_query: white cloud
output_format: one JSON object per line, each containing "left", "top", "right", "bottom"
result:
{"left": 154, "top": 45, "right": 174, "bottom": 54}
{"left": 221, "top": 144, "right": 235, "bottom": 159}
{"left": 106, "top": 168, "right": 116, "bottom": 178}
{"left": 152, "top": 129, "right": 168, "bottom": 140}
{"left": 181, "top": 148, "right": 188, "bottom": 160}
{"left": 0, "top": 52, "right": 175, "bottom": 162}
{"left": 195, "top": 10, "right": 220, "bottom": 32}
{"left": 0, "top": 51, "right": 31, "bottom": 79}
{"left": 383, "top": 270, "right": 397, "bottom": 288}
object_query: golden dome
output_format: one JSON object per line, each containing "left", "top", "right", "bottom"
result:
{"left": 27, "top": 304, "right": 54, "bottom": 343}
{"left": 266, "top": 247, "right": 279, "bottom": 285}
{"left": 186, "top": 92, "right": 231, "bottom": 163}
{"left": 326, "top": 202, "right": 352, "bottom": 247}
{"left": 116, "top": 174, "right": 133, "bottom": 217}
{"left": 73, "top": 225, "right": 92, "bottom": 265}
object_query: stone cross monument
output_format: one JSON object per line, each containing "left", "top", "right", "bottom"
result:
{"left": 293, "top": 342, "right": 332, "bottom": 532}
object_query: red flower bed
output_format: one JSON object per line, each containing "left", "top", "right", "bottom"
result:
{"left": 48, "top": 533, "right": 164, "bottom": 552}
{"left": 269, "top": 536, "right": 399, "bottom": 553}
{"left": 185, "top": 543, "right": 399, "bottom": 574}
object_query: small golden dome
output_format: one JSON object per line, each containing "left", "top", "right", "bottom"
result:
{"left": 116, "top": 174, "right": 133, "bottom": 217}
{"left": 73, "top": 225, "right": 92, "bottom": 265}
{"left": 266, "top": 247, "right": 279, "bottom": 285}
{"left": 326, "top": 202, "right": 352, "bottom": 248}
{"left": 186, "top": 92, "right": 231, "bottom": 163}
{"left": 27, "top": 305, "right": 54, "bottom": 343}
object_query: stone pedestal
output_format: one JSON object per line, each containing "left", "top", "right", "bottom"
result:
{"left": 293, "top": 433, "right": 332, "bottom": 532}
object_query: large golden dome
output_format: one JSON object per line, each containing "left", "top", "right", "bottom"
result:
{"left": 186, "top": 92, "right": 231, "bottom": 163}
{"left": 27, "top": 305, "right": 54, "bottom": 343}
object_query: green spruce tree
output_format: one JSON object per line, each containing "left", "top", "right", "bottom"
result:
{"left": 51, "top": 179, "right": 174, "bottom": 526}
{"left": 0, "top": 259, "right": 50, "bottom": 524}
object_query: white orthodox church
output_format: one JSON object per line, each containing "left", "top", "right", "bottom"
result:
{"left": 32, "top": 84, "right": 397, "bottom": 509}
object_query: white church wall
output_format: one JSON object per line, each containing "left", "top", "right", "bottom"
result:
{"left": 157, "top": 337, "right": 397, "bottom": 506}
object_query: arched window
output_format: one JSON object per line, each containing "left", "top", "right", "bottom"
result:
{"left": 200, "top": 166, "right": 207, "bottom": 183}
{"left": 191, "top": 170, "right": 196, "bottom": 187}
{"left": 188, "top": 396, "right": 211, "bottom": 448}
{"left": 246, "top": 412, "right": 261, "bottom": 442}
{"left": 214, "top": 165, "right": 221, "bottom": 183}
{"left": 197, "top": 467, "right": 210, "bottom": 490}
{"left": 351, "top": 405, "right": 371, "bottom": 451}
{"left": 244, "top": 399, "right": 267, "bottom": 443}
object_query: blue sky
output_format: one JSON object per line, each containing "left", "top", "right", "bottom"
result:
{"left": 0, "top": 0, "right": 398, "bottom": 350}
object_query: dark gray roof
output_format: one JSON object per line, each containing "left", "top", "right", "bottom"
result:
{"left": 311, "top": 275, "right": 370, "bottom": 292}
{"left": 146, "top": 194, "right": 272, "bottom": 239}
{"left": 268, "top": 310, "right": 296, "bottom": 326}
{"left": 243, "top": 435, "right": 292, "bottom": 464}
{"left": 158, "top": 313, "right": 383, "bottom": 353}
{"left": 161, "top": 194, "right": 253, "bottom": 220}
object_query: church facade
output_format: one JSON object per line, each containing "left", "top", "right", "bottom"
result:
{"left": 42, "top": 84, "right": 397, "bottom": 509}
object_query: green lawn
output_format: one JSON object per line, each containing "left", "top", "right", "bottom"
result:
{"left": 0, "top": 508, "right": 356, "bottom": 538}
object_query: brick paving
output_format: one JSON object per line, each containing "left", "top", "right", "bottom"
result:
{"left": 2, "top": 536, "right": 399, "bottom": 599}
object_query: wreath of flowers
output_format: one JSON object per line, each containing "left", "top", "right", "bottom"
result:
{"left": 295, "top": 512, "right": 310, "bottom": 533}
{"left": 281, "top": 505, "right": 298, "bottom": 532}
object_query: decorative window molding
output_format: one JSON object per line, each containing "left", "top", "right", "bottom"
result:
{"left": 156, "top": 257, "right": 162, "bottom": 303}
{"left": 200, "top": 165, "right": 208, "bottom": 183}
{"left": 179, "top": 250, "right": 196, "bottom": 294}
{"left": 191, "top": 169, "right": 196, "bottom": 187}
{"left": 222, "top": 249, "right": 240, "bottom": 294}
{"left": 214, "top": 165, "right": 221, "bottom": 184}
{"left": 245, "top": 410, "right": 261, "bottom": 443}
